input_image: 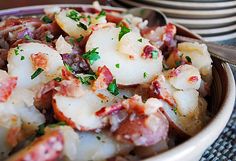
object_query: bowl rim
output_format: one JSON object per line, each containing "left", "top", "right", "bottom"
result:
{"left": 0, "top": 4, "right": 235, "bottom": 161}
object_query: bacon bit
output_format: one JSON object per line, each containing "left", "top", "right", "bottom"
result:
{"left": 55, "top": 79, "right": 83, "bottom": 98}
{"left": 150, "top": 76, "right": 176, "bottom": 107}
{"left": 106, "top": 13, "right": 123, "bottom": 24}
{"left": 30, "top": 52, "right": 48, "bottom": 70}
{"left": 97, "top": 93, "right": 108, "bottom": 101}
{"left": 61, "top": 67, "right": 74, "bottom": 80}
{"left": 168, "top": 68, "right": 181, "bottom": 78}
{"left": 35, "top": 80, "right": 58, "bottom": 99}
{"left": 96, "top": 103, "right": 124, "bottom": 117}
{"left": 141, "top": 45, "right": 161, "bottom": 59}
{"left": 188, "top": 76, "right": 199, "bottom": 83}
{"left": 162, "top": 23, "right": 176, "bottom": 47}
{"left": 92, "top": 65, "right": 113, "bottom": 91}
{"left": 6, "top": 127, "right": 22, "bottom": 147}
{"left": 0, "top": 76, "right": 17, "bottom": 102}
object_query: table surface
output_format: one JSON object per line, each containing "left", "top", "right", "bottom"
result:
{"left": 0, "top": 1, "right": 235, "bottom": 161}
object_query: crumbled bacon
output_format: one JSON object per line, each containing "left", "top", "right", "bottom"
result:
{"left": 30, "top": 52, "right": 48, "bottom": 70}
{"left": 141, "top": 45, "right": 161, "bottom": 59}
{"left": 188, "top": 76, "right": 199, "bottom": 83}
{"left": 96, "top": 103, "right": 124, "bottom": 117}
{"left": 162, "top": 23, "right": 176, "bottom": 47}
{"left": 0, "top": 75, "right": 17, "bottom": 102}
{"left": 92, "top": 65, "right": 113, "bottom": 91}
{"left": 150, "top": 76, "right": 176, "bottom": 107}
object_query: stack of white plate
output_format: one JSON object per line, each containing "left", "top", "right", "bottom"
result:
{"left": 112, "top": 0, "right": 236, "bottom": 42}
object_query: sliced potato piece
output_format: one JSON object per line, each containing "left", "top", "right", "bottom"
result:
{"left": 6, "top": 130, "right": 64, "bottom": 161}
{"left": 86, "top": 27, "right": 163, "bottom": 85}
{"left": 177, "top": 42, "right": 212, "bottom": 84}
{"left": 173, "top": 89, "right": 199, "bottom": 116}
{"left": 75, "top": 132, "right": 133, "bottom": 161}
{"left": 52, "top": 88, "right": 120, "bottom": 131}
{"left": 168, "top": 64, "right": 201, "bottom": 90}
{"left": 7, "top": 43, "right": 64, "bottom": 90}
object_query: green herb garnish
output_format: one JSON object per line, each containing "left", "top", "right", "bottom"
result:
{"left": 76, "top": 74, "right": 96, "bottom": 85}
{"left": 138, "top": 38, "right": 142, "bottom": 42}
{"left": 14, "top": 46, "right": 22, "bottom": 56}
{"left": 66, "top": 10, "right": 83, "bottom": 22}
{"left": 48, "top": 121, "right": 66, "bottom": 128}
{"left": 175, "top": 61, "right": 181, "bottom": 67}
{"left": 54, "top": 77, "right": 62, "bottom": 82}
{"left": 173, "top": 107, "right": 177, "bottom": 115}
{"left": 77, "top": 35, "right": 84, "bottom": 42}
{"left": 107, "top": 79, "right": 119, "bottom": 96}
{"left": 69, "top": 37, "right": 75, "bottom": 45}
{"left": 20, "top": 56, "right": 25, "bottom": 60}
{"left": 115, "top": 63, "right": 120, "bottom": 68}
{"left": 24, "top": 34, "right": 32, "bottom": 40}
{"left": 185, "top": 56, "right": 192, "bottom": 63}
{"left": 45, "top": 34, "right": 54, "bottom": 42}
{"left": 123, "top": 95, "right": 129, "bottom": 99}
{"left": 42, "top": 16, "right": 53, "bottom": 23}
{"left": 64, "top": 64, "right": 73, "bottom": 73}
{"left": 82, "top": 47, "right": 100, "bottom": 65}
{"left": 36, "top": 124, "right": 45, "bottom": 136}
{"left": 87, "top": 15, "right": 91, "bottom": 25}
{"left": 77, "top": 22, "right": 88, "bottom": 30}
{"left": 96, "top": 10, "right": 106, "bottom": 20}
{"left": 162, "top": 63, "right": 169, "bottom": 71}
{"left": 96, "top": 136, "right": 101, "bottom": 140}
{"left": 151, "top": 50, "right": 158, "bottom": 59}
{"left": 31, "top": 68, "right": 44, "bottom": 80}
{"left": 118, "top": 26, "right": 131, "bottom": 41}
{"left": 143, "top": 72, "right": 148, "bottom": 78}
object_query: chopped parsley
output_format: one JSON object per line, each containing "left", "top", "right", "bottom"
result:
{"left": 24, "top": 34, "right": 32, "bottom": 40}
{"left": 36, "top": 124, "right": 45, "bottom": 136}
{"left": 64, "top": 64, "right": 73, "bottom": 73}
{"left": 76, "top": 74, "right": 96, "bottom": 85}
{"left": 66, "top": 10, "right": 83, "bottom": 22}
{"left": 20, "top": 56, "right": 25, "bottom": 60}
{"left": 31, "top": 68, "right": 44, "bottom": 80}
{"left": 54, "top": 77, "right": 62, "bottom": 82}
{"left": 14, "top": 46, "right": 22, "bottom": 56}
{"left": 69, "top": 37, "right": 75, "bottom": 45}
{"left": 82, "top": 48, "right": 100, "bottom": 65}
{"left": 138, "top": 38, "right": 142, "bottom": 42}
{"left": 173, "top": 107, "right": 177, "bottom": 114}
{"left": 87, "top": 15, "right": 91, "bottom": 25}
{"left": 151, "top": 50, "right": 158, "bottom": 59}
{"left": 185, "top": 56, "right": 192, "bottom": 63}
{"left": 107, "top": 79, "right": 119, "bottom": 96}
{"left": 123, "top": 95, "right": 129, "bottom": 99}
{"left": 77, "top": 35, "right": 84, "bottom": 42}
{"left": 96, "top": 10, "right": 106, "bottom": 20}
{"left": 77, "top": 22, "right": 87, "bottom": 30}
{"left": 175, "top": 61, "right": 181, "bottom": 67}
{"left": 143, "top": 72, "right": 148, "bottom": 78}
{"left": 48, "top": 121, "right": 67, "bottom": 128}
{"left": 118, "top": 26, "right": 131, "bottom": 41}
{"left": 96, "top": 136, "right": 101, "bottom": 140}
{"left": 42, "top": 16, "right": 52, "bottom": 23}
{"left": 45, "top": 34, "right": 54, "bottom": 42}
{"left": 115, "top": 63, "right": 120, "bottom": 68}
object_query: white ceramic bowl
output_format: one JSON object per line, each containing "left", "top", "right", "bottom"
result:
{"left": 0, "top": 4, "right": 235, "bottom": 161}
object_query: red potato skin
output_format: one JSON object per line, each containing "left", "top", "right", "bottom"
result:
{"left": 114, "top": 111, "right": 169, "bottom": 146}
{"left": 52, "top": 97, "right": 77, "bottom": 129}
{"left": 6, "top": 130, "right": 64, "bottom": 161}
{"left": 0, "top": 76, "right": 17, "bottom": 102}
{"left": 159, "top": 107, "right": 190, "bottom": 139}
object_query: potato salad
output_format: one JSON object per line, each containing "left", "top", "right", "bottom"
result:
{"left": 0, "top": 3, "right": 212, "bottom": 161}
